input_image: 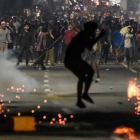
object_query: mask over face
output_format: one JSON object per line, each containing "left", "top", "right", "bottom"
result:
{"left": 68, "top": 28, "right": 71, "bottom": 30}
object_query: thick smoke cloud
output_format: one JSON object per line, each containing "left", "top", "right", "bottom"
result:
{"left": 0, "top": 51, "right": 38, "bottom": 94}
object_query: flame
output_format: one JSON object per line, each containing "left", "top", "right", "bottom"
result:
{"left": 114, "top": 126, "right": 139, "bottom": 140}
{"left": 18, "top": 112, "right": 21, "bottom": 116}
{"left": 106, "top": 2, "right": 109, "bottom": 6}
{"left": 127, "top": 79, "right": 140, "bottom": 114}
{"left": 96, "top": 0, "right": 99, "bottom": 5}
{"left": 44, "top": 100, "right": 47, "bottom": 103}
{"left": 31, "top": 110, "right": 35, "bottom": 113}
{"left": 127, "top": 80, "right": 140, "bottom": 99}
{"left": 43, "top": 116, "right": 47, "bottom": 119}
{"left": 0, "top": 104, "right": 2, "bottom": 114}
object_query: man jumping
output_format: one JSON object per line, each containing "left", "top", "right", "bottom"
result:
{"left": 64, "top": 22, "right": 105, "bottom": 108}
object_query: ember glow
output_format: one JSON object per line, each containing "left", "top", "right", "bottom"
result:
{"left": 44, "top": 100, "right": 47, "bottom": 103}
{"left": 18, "top": 112, "right": 21, "bottom": 116}
{"left": 127, "top": 79, "right": 140, "bottom": 114}
{"left": 0, "top": 104, "right": 2, "bottom": 114}
{"left": 127, "top": 79, "right": 140, "bottom": 99}
{"left": 114, "top": 126, "right": 140, "bottom": 140}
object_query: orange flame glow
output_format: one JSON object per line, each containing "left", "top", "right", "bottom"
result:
{"left": 127, "top": 80, "right": 140, "bottom": 99}
{"left": 127, "top": 79, "right": 140, "bottom": 114}
{"left": 114, "top": 126, "right": 139, "bottom": 140}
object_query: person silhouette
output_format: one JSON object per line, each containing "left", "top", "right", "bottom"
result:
{"left": 64, "top": 22, "right": 105, "bottom": 108}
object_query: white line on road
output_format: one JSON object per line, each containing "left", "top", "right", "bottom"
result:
{"left": 121, "top": 63, "right": 138, "bottom": 73}
{"left": 44, "top": 84, "right": 49, "bottom": 87}
{"left": 61, "top": 108, "right": 73, "bottom": 114}
{"left": 44, "top": 75, "right": 48, "bottom": 78}
{"left": 45, "top": 89, "right": 51, "bottom": 92}
{"left": 44, "top": 80, "right": 49, "bottom": 83}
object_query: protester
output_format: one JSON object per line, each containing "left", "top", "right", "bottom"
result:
{"left": 119, "top": 26, "right": 135, "bottom": 69}
{"left": 44, "top": 29, "right": 55, "bottom": 66}
{"left": 33, "top": 27, "right": 48, "bottom": 70}
{"left": 0, "top": 21, "right": 10, "bottom": 58}
{"left": 16, "top": 24, "right": 34, "bottom": 66}
{"left": 64, "top": 22, "right": 105, "bottom": 108}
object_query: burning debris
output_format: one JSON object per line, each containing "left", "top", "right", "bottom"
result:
{"left": 114, "top": 126, "right": 140, "bottom": 140}
{"left": 127, "top": 78, "right": 140, "bottom": 115}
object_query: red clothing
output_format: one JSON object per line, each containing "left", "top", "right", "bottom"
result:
{"left": 63, "top": 30, "right": 76, "bottom": 45}
{"left": 136, "top": 28, "right": 140, "bottom": 40}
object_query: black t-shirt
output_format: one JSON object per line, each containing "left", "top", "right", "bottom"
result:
{"left": 65, "top": 31, "right": 95, "bottom": 59}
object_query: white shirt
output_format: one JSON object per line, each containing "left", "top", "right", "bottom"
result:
{"left": 13, "top": 21, "right": 21, "bottom": 33}
{"left": 124, "top": 33, "right": 134, "bottom": 48}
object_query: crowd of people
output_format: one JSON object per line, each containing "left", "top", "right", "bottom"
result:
{"left": 0, "top": 8, "right": 140, "bottom": 73}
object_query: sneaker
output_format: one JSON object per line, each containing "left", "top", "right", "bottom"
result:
{"left": 82, "top": 94, "right": 94, "bottom": 104}
{"left": 95, "top": 78, "right": 100, "bottom": 83}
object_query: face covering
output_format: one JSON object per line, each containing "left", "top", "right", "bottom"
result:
{"left": 68, "top": 28, "right": 71, "bottom": 30}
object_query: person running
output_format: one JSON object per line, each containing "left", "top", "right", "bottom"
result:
{"left": 64, "top": 22, "right": 105, "bottom": 108}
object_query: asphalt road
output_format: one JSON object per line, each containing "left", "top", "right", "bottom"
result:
{"left": 0, "top": 58, "right": 140, "bottom": 140}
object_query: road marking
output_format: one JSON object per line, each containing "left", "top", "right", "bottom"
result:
{"left": 44, "top": 75, "right": 48, "bottom": 78}
{"left": 44, "top": 84, "right": 49, "bottom": 87}
{"left": 45, "top": 72, "right": 49, "bottom": 75}
{"left": 45, "top": 70, "right": 49, "bottom": 72}
{"left": 45, "top": 89, "right": 50, "bottom": 92}
{"left": 121, "top": 63, "right": 138, "bottom": 73}
{"left": 44, "top": 80, "right": 49, "bottom": 83}
{"left": 62, "top": 108, "right": 73, "bottom": 114}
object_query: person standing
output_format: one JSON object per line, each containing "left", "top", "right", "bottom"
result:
{"left": 0, "top": 21, "right": 10, "bottom": 57}
{"left": 6, "top": 22, "right": 15, "bottom": 60}
{"left": 16, "top": 24, "right": 34, "bottom": 66}
{"left": 100, "top": 23, "right": 110, "bottom": 64}
{"left": 112, "top": 25, "right": 122, "bottom": 63}
{"left": 119, "top": 27, "right": 135, "bottom": 69}
{"left": 62, "top": 24, "right": 76, "bottom": 63}
{"left": 12, "top": 17, "right": 21, "bottom": 48}
{"left": 44, "top": 29, "right": 55, "bottom": 66}
{"left": 33, "top": 27, "right": 48, "bottom": 70}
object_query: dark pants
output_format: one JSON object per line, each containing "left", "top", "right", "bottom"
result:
{"left": 54, "top": 44, "right": 59, "bottom": 63}
{"left": 61, "top": 44, "right": 68, "bottom": 62}
{"left": 35, "top": 51, "right": 46, "bottom": 66}
{"left": 102, "top": 45, "right": 110, "bottom": 63}
{"left": 64, "top": 58, "right": 94, "bottom": 79}
{"left": 17, "top": 47, "right": 30, "bottom": 65}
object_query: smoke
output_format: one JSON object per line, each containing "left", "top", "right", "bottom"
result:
{"left": 0, "top": 51, "right": 38, "bottom": 94}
